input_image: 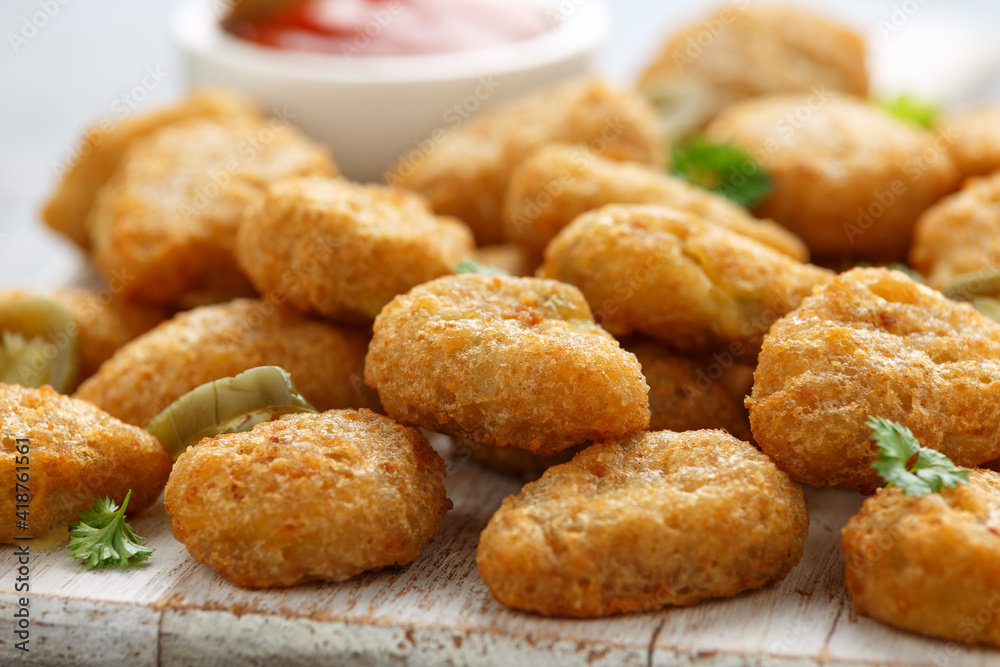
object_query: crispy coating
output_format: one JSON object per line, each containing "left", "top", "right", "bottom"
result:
{"left": 236, "top": 177, "right": 474, "bottom": 323}
{"left": 42, "top": 90, "right": 262, "bottom": 249}
{"left": 386, "top": 78, "right": 664, "bottom": 244}
{"left": 87, "top": 116, "right": 336, "bottom": 307}
{"left": 75, "top": 298, "right": 379, "bottom": 427}
{"left": 502, "top": 144, "right": 808, "bottom": 268}
{"left": 0, "top": 288, "right": 168, "bottom": 382}
{"left": 165, "top": 409, "right": 450, "bottom": 588}
{"left": 539, "top": 204, "right": 832, "bottom": 355}
{"left": 639, "top": 4, "right": 868, "bottom": 138}
{"left": 365, "top": 274, "right": 650, "bottom": 456}
{"left": 706, "top": 94, "right": 959, "bottom": 261}
{"left": 842, "top": 470, "right": 1000, "bottom": 647}
{"left": 477, "top": 430, "right": 808, "bottom": 617}
{"left": 938, "top": 106, "right": 1000, "bottom": 181}
{"left": 910, "top": 171, "right": 1000, "bottom": 288}
{"left": 749, "top": 268, "right": 1000, "bottom": 492}
{"left": 0, "top": 384, "right": 172, "bottom": 543}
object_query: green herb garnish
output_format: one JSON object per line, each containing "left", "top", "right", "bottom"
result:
{"left": 670, "top": 136, "right": 772, "bottom": 208}
{"left": 868, "top": 417, "right": 971, "bottom": 496}
{"left": 67, "top": 490, "right": 153, "bottom": 569}
{"left": 455, "top": 259, "right": 509, "bottom": 277}
{"left": 880, "top": 94, "right": 940, "bottom": 129}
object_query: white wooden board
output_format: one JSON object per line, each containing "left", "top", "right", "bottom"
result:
{"left": 1, "top": 454, "right": 998, "bottom": 666}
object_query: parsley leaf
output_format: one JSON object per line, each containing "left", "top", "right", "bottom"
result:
{"left": 67, "top": 490, "right": 154, "bottom": 570}
{"left": 455, "top": 259, "right": 509, "bottom": 276}
{"left": 670, "top": 136, "right": 772, "bottom": 208}
{"left": 880, "top": 94, "right": 940, "bottom": 129}
{"left": 868, "top": 417, "right": 971, "bottom": 496}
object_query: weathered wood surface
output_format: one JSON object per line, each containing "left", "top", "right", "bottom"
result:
{"left": 0, "top": 453, "right": 997, "bottom": 666}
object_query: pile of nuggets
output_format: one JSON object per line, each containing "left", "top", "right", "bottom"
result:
{"left": 6, "top": 1, "right": 1000, "bottom": 650}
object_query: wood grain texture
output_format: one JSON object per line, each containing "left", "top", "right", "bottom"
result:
{"left": 0, "top": 456, "right": 998, "bottom": 666}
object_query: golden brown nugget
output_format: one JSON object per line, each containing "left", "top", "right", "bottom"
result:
{"left": 469, "top": 338, "right": 752, "bottom": 480}
{"left": 910, "top": 172, "right": 1000, "bottom": 288}
{"left": 75, "top": 298, "right": 379, "bottom": 428}
{"left": 236, "top": 177, "right": 474, "bottom": 323}
{"left": 87, "top": 116, "right": 336, "bottom": 307}
{"left": 706, "top": 93, "right": 959, "bottom": 261}
{"left": 365, "top": 274, "right": 649, "bottom": 456}
{"left": 387, "top": 78, "right": 664, "bottom": 244}
{"left": 477, "top": 430, "right": 808, "bottom": 617}
{"left": 639, "top": 4, "right": 868, "bottom": 138}
{"left": 0, "top": 384, "right": 171, "bottom": 543}
{"left": 540, "top": 204, "right": 832, "bottom": 355}
{"left": 842, "top": 470, "right": 1000, "bottom": 647}
{"left": 474, "top": 244, "right": 533, "bottom": 277}
{"left": 938, "top": 106, "right": 1000, "bottom": 181}
{"left": 165, "top": 409, "right": 450, "bottom": 588}
{"left": 43, "top": 90, "right": 262, "bottom": 249}
{"left": 503, "top": 143, "right": 808, "bottom": 267}
{"left": 0, "top": 288, "right": 168, "bottom": 382}
{"left": 624, "top": 337, "right": 752, "bottom": 441}
{"left": 749, "top": 268, "right": 1000, "bottom": 493}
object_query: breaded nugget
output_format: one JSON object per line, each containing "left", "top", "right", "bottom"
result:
{"left": 639, "top": 4, "right": 868, "bottom": 138}
{"left": 42, "top": 90, "right": 262, "bottom": 249}
{"left": 842, "top": 470, "right": 1000, "bottom": 647}
{"left": 236, "top": 177, "right": 474, "bottom": 323}
{"left": 539, "top": 204, "right": 832, "bottom": 355}
{"left": 749, "top": 268, "right": 1000, "bottom": 493}
{"left": 387, "top": 78, "right": 664, "bottom": 244}
{"left": 706, "top": 94, "right": 959, "bottom": 261}
{"left": 0, "top": 384, "right": 171, "bottom": 543}
{"left": 0, "top": 288, "right": 168, "bottom": 382}
{"left": 503, "top": 143, "right": 808, "bottom": 267}
{"left": 938, "top": 106, "right": 1000, "bottom": 181}
{"left": 469, "top": 338, "right": 752, "bottom": 480}
{"left": 365, "top": 274, "right": 649, "bottom": 456}
{"left": 624, "top": 337, "right": 752, "bottom": 441}
{"left": 87, "top": 116, "right": 336, "bottom": 307}
{"left": 75, "top": 298, "right": 379, "bottom": 427}
{"left": 165, "top": 409, "right": 449, "bottom": 588}
{"left": 474, "top": 244, "right": 533, "bottom": 277}
{"left": 477, "top": 430, "right": 808, "bottom": 617}
{"left": 910, "top": 171, "right": 1000, "bottom": 288}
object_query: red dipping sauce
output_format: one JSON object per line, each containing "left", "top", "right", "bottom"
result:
{"left": 228, "top": 0, "right": 554, "bottom": 56}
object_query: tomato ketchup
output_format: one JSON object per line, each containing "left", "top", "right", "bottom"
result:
{"left": 227, "top": 0, "right": 553, "bottom": 56}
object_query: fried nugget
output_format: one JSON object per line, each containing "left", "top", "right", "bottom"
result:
{"left": 0, "top": 384, "right": 171, "bottom": 543}
{"left": 474, "top": 244, "right": 533, "bottom": 277}
{"left": 749, "top": 268, "right": 1000, "bottom": 493}
{"left": 0, "top": 288, "right": 168, "bottom": 382}
{"left": 842, "top": 470, "right": 1000, "bottom": 647}
{"left": 75, "top": 298, "right": 379, "bottom": 427}
{"left": 87, "top": 116, "right": 336, "bottom": 307}
{"left": 910, "top": 171, "right": 1000, "bottom": 288}
{"left": 365, "top": 274, "right": 649, "bottom": 456}
{"left": 235, "top": 177, "right": 474, "bottom": 324}
{"left": 165, "top": 409, "right": 449, "bottom": 588}
{"left": 387, "top": 78, "right": 664, "bottom": 244}
{"left": 639, "top": 4, "right": 868, "bottom": 138}
{"left": 468, "top": 337, "right": 752, "bottom": 480}
{"left": 706, "top": 94, "right": 959, "bottom": 261}
{"left": 42, "top": 90, "right": 262, "bottom": 249}
{"left": 539, "top": 204, "right": 832, "bottom": 355}
{"left": 477, "top": 430, "right": 808, "bottom": 617}
{"left": 938, "top": 106, "right": 1000, "bottom": 181}
{"left": 502, "top": 144, "right": 808, "bottom": 268}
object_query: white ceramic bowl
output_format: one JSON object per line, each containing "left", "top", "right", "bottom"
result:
{"left": 172, "top": 0, "right": 609, "bottom": 183}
